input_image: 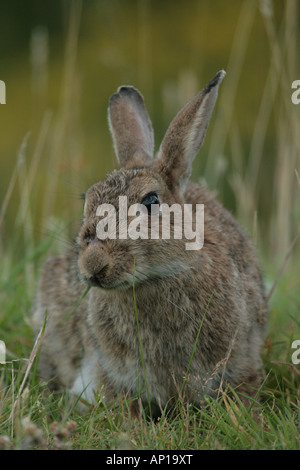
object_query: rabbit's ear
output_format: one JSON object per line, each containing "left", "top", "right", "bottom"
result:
{"left": 153, "top": 70, "right": 225, "bottom": 191}
{"left": 108, "top": 86, "right": 154, "bottom": 169}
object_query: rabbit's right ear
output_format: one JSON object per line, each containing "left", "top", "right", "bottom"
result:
{"left": 108, "top": 86, "right": 154, "bottom": 169}
{"left": 153, "top": 70, "right": 225, "bottom": 192}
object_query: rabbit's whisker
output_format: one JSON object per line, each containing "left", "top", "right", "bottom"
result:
{"left": 166, "top": 298, "right": 201, "bottom": 329}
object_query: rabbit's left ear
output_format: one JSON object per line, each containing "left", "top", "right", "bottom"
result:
{"left": 108, "top": 86, "right": 154, "bottom": 169}
{"left": 153, "top": 70, "right": 225, "bottom": 191}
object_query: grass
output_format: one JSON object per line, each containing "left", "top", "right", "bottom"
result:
{"left": 0, "top": 219, "right": 299, "bottom": 451}
{"left": 0, "top": 0, "right": 300, "bottom": 451}
{"left": 0, "top": 339, "right": 299, "bottom": 450}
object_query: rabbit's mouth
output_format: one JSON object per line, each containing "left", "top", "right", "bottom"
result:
{"left": 84, "top": 270, "right": 133, "bottom": 291}
{"left": 85, "top": 273, "right": 105, "bottom": 288}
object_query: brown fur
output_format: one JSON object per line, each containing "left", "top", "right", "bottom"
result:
{"left": 32, "top": 71, "right": 268, "bottom": 416}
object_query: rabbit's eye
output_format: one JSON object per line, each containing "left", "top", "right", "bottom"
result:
{"left": 141, "top": 192, "right": 159, "bottom": 210}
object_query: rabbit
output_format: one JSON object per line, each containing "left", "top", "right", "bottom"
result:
{"left": 32, "top": 70, "right": 268, "bottom": 417}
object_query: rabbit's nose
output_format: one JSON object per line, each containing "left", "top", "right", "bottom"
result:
{"left": 88, "top": 265, "right": 108, "bottom": 287}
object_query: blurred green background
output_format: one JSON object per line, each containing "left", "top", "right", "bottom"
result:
{"left": 0, "top": 3, "right": 299, "bottom": 442}
{"left": 0, "top": 0, "right": 299, "bottom": 269}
